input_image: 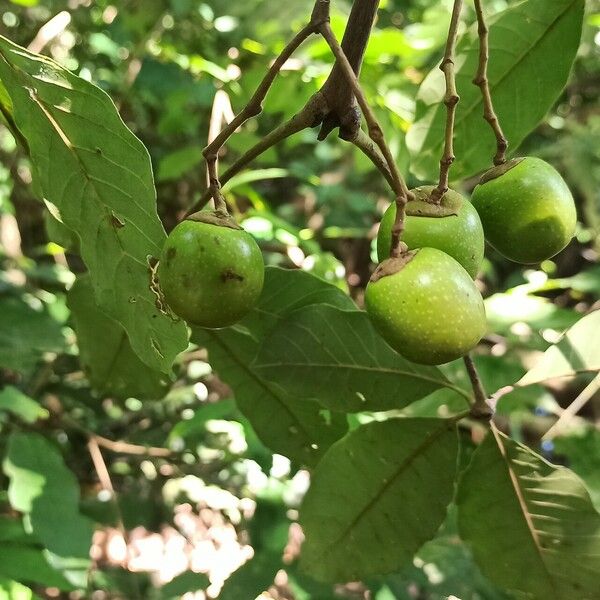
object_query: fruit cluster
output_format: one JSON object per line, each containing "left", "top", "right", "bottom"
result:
{"left": 158, "top": 157, "right": 575, "bottom": 366}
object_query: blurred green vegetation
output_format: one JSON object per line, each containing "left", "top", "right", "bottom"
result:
{"left": 0, "top": 0, "right": 599, "bottom": 598}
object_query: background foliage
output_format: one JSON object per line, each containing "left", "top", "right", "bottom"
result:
{"left": 0, "top": 0, "right": 599, "bottom": 598}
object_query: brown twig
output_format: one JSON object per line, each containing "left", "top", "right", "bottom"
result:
{"left": 201, "top": 1, "right": 330, "bottom": 211}
{"left": 430, "top": 0, "right": 463, "bottom": 204}
{"left": 188, "top": 0, "right": 400, "bottom": 221}
{"left": 87, "top": 437, "right": 142, "bottom": 599}
{"left": 351, "top": 128, "right": 394, "bottom": 189}
{"left": 464, "top": 354, "right": 493, "bottom": 420}
{"left": 61, "top": 414, "right": 172, "bottom": 457}
{"left": 318, "top": 21, "right": 413, "bottom": 258}
{"left": 473, "top": 0, "right": 508, "bottom": 166}
{"left": 318, "top": 0, "right": 380, "bottom": 140}
{"left": 192, "top": 93, "right": 328, "bottom": 214}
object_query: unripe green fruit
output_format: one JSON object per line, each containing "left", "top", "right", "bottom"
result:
{"left": 365, "top": 248, "right": 487, "bottom": 365}
{"left": 377, "top": 186, "right": 484, "bottom": 278}
{"left": 158, "top": 214, "right": 264, "bottom": 328}
{"left": 471, "top": 157, "right": 576, "bottom": 264}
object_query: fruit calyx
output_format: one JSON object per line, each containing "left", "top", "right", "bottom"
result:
{"left": 408, "top": 186, "right": 461, "bottom": 218}
{"left": 370, "top": 249, "right": 417, "bottom": 283}
{"left": 479, "top": 157, "right": 525, "bottom": 185}
{"left": 186, "top": 209, "right": 242, "bottom": 230}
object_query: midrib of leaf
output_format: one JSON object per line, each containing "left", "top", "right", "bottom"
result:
{"left": 312, "top": 418, "right": 458, "bottom": 560}
{"left": 426, "top": 0, "right": 578, "bottom": 160}
{"left": 208, "top": 331, "right": 315, "bottom": 444}
{"left": 100, "top": 331, "right": 128, "bottom": 382}
{"left": 258, "top": 358, "right": 472, "bottom": 401}
{"left": 491, "top": 426, "right": 557, "bottom": 589}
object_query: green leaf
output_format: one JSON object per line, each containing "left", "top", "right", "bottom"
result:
{"left": 253, "top": 305, "right": 467, "bottom": 412}
{"left": 0, "top": 296, "right": 65, "bottom": 373}
{"left": 221, "top": 168, "right": 289, "bottom": 193}
{"left": 156, "top": 145, "right": 203, "bottom": 182}
{"left": 159, "top": 571, "right": 208, "bottom": 599}
{"left": 168, "top": 398, "right": 237, "bottom": 446}
{"left": 518, "top": 310, "right": 600, "bottom": 386}
{"left": 192, "top": 267, "right": 353, "bottom": 466}
{"left": 300, "top": 418, "right": 459, "bottom": 582}
{"left": 68, "top": 275, "right": 169, "bottom": 399}
{"left": 554, "top": 429, "right": 600, "bottom": 512}
{"left": 0, "top": 35, "right": 187, "bottom": 373}
{"left": 218, "top": 550, "right": 282, "bottom": 600}
{"left": 0, "top": 543, "right": 72, "bottom": 590}
{"left": 193, "top": 327, "right": 347, "bottom": 467}
{"left": 0, "top": 577, "right": 36, "bottom": 600}
{"left": 241, "top": 265, "right": 355, "bottom": 337}
{"left": 218, "top": 499, "right": 289, "bottom": 600}
{"left": 3, "top": 433, "right": 94, "bottom": 587}
{"left": 0, "top": 518, "right": 31, "bottom": 544}
{"left": 0, "top": 386, "right": 48, "bottom": 423}
{"left": 485, "top": 292, "right": 579, "bottom": 335}
{"left": 457, "top": 428, "right": 600, "bottom": 598}
{"left": 408, "top": 0, "right": 585, "bottom": 180}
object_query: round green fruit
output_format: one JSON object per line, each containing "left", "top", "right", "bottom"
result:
{"left": 377, "top": 186, "right": 484, "bottom": 278}
{"left": 158, "top": 214, "right": 264, "bottom": 328}
{"left": 365, "top": 248, "right": 487, "bottom": 365}
{"left": 471, "top": 157, "right": 576, "bottom": 264}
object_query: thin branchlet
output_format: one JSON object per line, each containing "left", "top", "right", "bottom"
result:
{"left": 199, "top": 0, "right": 331, "bottom": 212}
{"left": 431, "top": 0, "right": 463, "bottom": 204}
{"left": 319, "top": 21, "right": 413, "bottom": 258}
{"left": 464, "top": 354, "right": 493, "bottom": 420}
{"left": 473, "top": 0, "right": 508, "bottom": 166}
{"left": 190, "top": 0, "right": 412, "bottom": 236}
{"left": 192, "top": 93, "right": 328, "bottom": 214}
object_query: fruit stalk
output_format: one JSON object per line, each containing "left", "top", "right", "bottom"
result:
{"left": 319, "top": 20, "right": 414, "bottom": 257}
{"left": 463, "top": 354, "right": 493, "bottom": 420}
{"left": 431, "top": 0, "right": 463, "bottom": 204}
{"left": 472, "top": 0, "right": 508, "bottom": 166}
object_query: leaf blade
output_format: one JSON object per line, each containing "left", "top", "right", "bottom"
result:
{"left": 253, "top": 305, "right": 463, "bottom": 412}
{"left": 3, "top": 433, "right": 94, "bottom": 587}
{"left": 300, "top": 418, "right": 459, "bottom": 582}
{"left": 0, "top": 35, "right": 187, "bottom": 373}
{"left": 408, "top": 0, "right": 585, "bottom": 180}
{"left": 518, "top": 310, "right": 600, "bottom": 386}
{"left": 457, "top": 427, "right": 600, "bottom": 598}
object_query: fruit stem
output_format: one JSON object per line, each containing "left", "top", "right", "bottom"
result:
{"left": 463, "top": 354, "right": 493, "bottom": 421}
{"left": 472, "top": 0, "right": 508, "bottom": 166}
{"left": 318, "top": 20, "right": 414, "bottom": 258}
{"left": 430, "top": 0, "right": 463, "bottom": 205}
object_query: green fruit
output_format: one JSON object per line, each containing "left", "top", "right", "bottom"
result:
{"left": 377, "top": 186, "right": 484, "bottom": 278}
{"left": 471, "top": 157, "right": 576, "bottom": 264}
{"left": 158, "top": 214, "right": 264, "bottom": 328}
{"left": 365, "top": 248, "right": 487, "bottom": 365}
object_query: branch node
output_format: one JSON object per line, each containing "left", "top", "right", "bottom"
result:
{"left": 310, "top": 0, "right": 331, "bottom": 26}
{"left": 444, "top": 93, "right": 460, "bottom": 108}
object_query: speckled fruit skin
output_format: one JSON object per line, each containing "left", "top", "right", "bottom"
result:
{"left": 471, "top": 157, "right": 577, "bottom": 264}
{"left": 158, "top": 219, "right": 264, "bottom": 328}
{"left": 365, "top": 248, "right": 487, "bottom": 365}
{"left": 377, "top": 186, "right": 484, "bottom": 278}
